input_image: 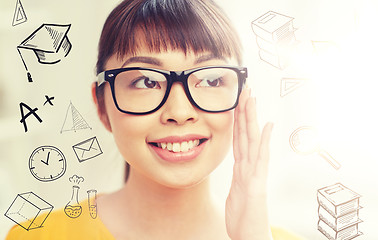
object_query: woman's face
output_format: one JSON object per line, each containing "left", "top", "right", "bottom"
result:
{"left": 100, "top": 48, "right": 236, "bottom": 189}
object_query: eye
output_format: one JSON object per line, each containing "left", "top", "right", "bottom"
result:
{"left": 195, "top": 77, "right": 223, "bottom": 88}
{"left": 133, "top": 77, "right": 161, "bottom": 89}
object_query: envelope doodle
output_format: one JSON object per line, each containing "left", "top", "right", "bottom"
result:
{"left": 72, "top": 137, "right": 102, "bottom": 162}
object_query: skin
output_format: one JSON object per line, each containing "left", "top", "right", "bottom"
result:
{"left": 92, "top": 47, "right": 273, "bottom": 240}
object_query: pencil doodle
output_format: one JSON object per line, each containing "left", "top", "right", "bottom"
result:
{"left": 72, "top": 136, "right": 103, "bottom": 163}
{"left": 19, "top": 102, "right": 43, "bottom": 133}
{"left": 251, "top": 11, "right": 297, "bottom": 69}
{"left": 280, "top": 78, "right": 307, "bottom": 97}
{"left": 4, "top": 192, "right": 53, "bottom": 231}
{"left": 43, "top": 95, "right": 55, "bottom": 106}
{"left": 17, "top": 23, "right": 72, "bottom": 82}
{"left": 289, "top": 126, "right": 341, "bottom": 170}
{"left": 64, "top": 175, "right": 85, "bottom": 218}
{"left": 317, "top": 183, "right": 363, "bottom": 240}
{"left": 29, "top": 146, "right": 66, "bottom": 182}
{"left": 61, "top": 101, "right": 91, "bottom": 133}
{"left": 12, "top": 0, "right": 27, "bottom": 26}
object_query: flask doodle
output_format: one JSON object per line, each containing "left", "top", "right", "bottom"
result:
{"left": 64, "top": 175, "right": 84, "bottom": 218}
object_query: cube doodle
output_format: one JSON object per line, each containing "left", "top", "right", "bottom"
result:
{"left": 4, "top": 192, "right": 53, "bottom": 231}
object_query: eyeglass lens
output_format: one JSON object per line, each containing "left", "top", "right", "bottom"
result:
{"left": 113, "top": 68, "right": 239, "bottom": 113}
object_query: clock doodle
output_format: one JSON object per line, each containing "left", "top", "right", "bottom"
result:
{"left": 29, "top": 146, "right": 66, "bottom": 182}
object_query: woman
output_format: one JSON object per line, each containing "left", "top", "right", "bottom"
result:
{"left": 6, "top": 0, "right": 301, "bottom": 239}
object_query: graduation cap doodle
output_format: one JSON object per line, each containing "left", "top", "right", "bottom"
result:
{"left": 17, "top": 23, "right": 72, "bottom": 82}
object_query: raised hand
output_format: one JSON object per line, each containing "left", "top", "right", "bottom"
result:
{"left": 226, "top": 88, "right": 274, "bottom": 240}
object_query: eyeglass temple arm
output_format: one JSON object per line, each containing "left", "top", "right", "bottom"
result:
{"left": 96, "top": 72, "right": 106, "bottom": 86}
{"left": 240, "top": 68, "right": 248, "bottom": 87}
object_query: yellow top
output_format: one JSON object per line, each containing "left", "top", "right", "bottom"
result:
{"left": 5, "top": 199, "right": 303, "bottom": 240}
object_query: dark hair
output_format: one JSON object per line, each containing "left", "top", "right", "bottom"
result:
{"left": 95, "top": 0, "right": 243, "bottom": 181}
{"left": 96, "top": 0, "right": 242, "bottom": 74}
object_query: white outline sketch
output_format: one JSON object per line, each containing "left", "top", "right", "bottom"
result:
{"left": 251, "top": 11, "right": 297, "bottom": 69}
{"left": 289, "top": 126, "right": 341, "bottom": 170}
{"left": 280, "top": 78, "right": 307, "bottom": 97}
{"left": 317, "top": 183, "right": 363, "bottom": 240}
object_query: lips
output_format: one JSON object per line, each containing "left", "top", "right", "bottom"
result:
{"left": 148, "top": 135, "right": 209, "bottom": 162}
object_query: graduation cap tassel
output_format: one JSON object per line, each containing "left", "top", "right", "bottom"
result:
{"left": 17, "top": 47, "right": 32, "bottom": 82}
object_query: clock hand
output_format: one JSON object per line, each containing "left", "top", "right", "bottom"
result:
{"left": 47, "top": 151, "right": 50, "bottom": 163}
{"left": 41, "top": 152, "right": 50, "bottom": 165}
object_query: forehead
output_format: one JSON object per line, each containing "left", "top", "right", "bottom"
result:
{"left": 105, "top": 47, "right": 236, "bottom": 71}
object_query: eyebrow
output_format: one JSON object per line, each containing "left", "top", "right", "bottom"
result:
{"left": 121, "top": 56, "right": 163, "bottom": 67}
{"left": 121, "top": 53, "right": 225, "bottom": 68}
{"left": 194, "top": 54, "right": 226, "bottom": 64}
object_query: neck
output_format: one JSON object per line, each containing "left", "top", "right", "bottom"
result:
{"left": 107, "top": 167, "right": 224, "bottom": 239}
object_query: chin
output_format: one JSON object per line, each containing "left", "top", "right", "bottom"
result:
{"left": 153, "top": 169, "right": 211, "bottom": 190}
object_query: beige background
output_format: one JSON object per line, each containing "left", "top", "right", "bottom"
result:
{"left": 1, "top": 0, "right": 378, "bottom": 239}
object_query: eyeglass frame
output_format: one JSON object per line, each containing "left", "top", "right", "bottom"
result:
{"left": 95, "top": 65, "right": 248, "bottom": 115}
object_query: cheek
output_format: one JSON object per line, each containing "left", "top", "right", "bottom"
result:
{"left": 207, "top": 111, "right": 234, "bottom": 139}
{"left": 103, "top": 87, "right": 155, "bottom": 159}
{"left": 204, "top": 110, "right": 234, "bottom": 159}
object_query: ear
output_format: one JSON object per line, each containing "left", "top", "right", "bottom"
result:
{"left": 91, "top": 82, "right": 112, "bottom": 132}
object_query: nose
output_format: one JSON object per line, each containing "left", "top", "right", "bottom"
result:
{"left": 160, "top": 83, "right": 199, "bottom": 125}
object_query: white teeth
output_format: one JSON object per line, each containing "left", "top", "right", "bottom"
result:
{"left": 172, "top": 143, "right": 180, "bottom": 153}
{"left": 155, "top": 139, "right": 202, "bottom": 153}
{"left": 181, "top": 141, "right": 189, "bottom": 152}
{"left": 167, "top": 143, "right": 173, "bottom": 151}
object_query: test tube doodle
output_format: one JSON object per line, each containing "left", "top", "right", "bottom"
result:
{"left": 289, "top": 126, "right": 341, "bottom": 170}
{"left": 87, "top": 189, "right": 98, "bottom": 219}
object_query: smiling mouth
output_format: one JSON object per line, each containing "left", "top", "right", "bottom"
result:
{"left": 149, "top": 138, "right": 208, "bottom": 153}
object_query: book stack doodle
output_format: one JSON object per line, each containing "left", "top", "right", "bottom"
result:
{"left": 251, "top": 11, "right": 297, "bottom": 69}
{"left": 317, "top": 183, "right": 363, "bottom": 240}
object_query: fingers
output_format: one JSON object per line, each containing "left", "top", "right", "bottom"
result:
{"left": 233, "top": 107, "right": 240, "bottom": 161}
{"left": 256, "top": 122, "right": 274, "bottom": 176}
{"left": 233, "top": 88, "right": 250, "bottom": 162}
{"left": 245, "top": 96, "right": 261, "bottom": 167}
{"left": 233, "top": 89, "right": 274, "bottom": 176}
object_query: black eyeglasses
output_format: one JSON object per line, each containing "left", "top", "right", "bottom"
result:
{"left": 96, "top": 65, "right": 247, "bottom": 115}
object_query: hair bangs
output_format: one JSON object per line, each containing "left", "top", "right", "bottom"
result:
{"left": 97, "top": 0, "right": 242, "bottom": 74}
